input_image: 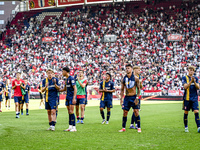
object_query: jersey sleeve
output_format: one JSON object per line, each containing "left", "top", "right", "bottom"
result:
{"left": 122, "top": 77, "right": 125, "bottom": 85}
{"left": 182, "top": 76, "right": 187, "bottom": 85}
{"left": 83, "top": 80, "right": 87, "bottom": 84}
{"left": 56, "top": 78, "right": 60, "bottom": 86}
{"left": 71, "top": 77, "right": 76, "bottom": 86}
{"left": 111, "top": 82, "right": 115, "bottom": 90}
{"left": 195, "top": 77, "right": 199, "bottom": 84}
{"left": 42, "top": 79, "right": 45, "bottom": 87}
{"left": 99, "top": 82, "right": 103, "bottom": 89}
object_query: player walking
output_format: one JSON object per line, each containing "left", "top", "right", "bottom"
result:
{"left": 21, "top": 79, "right": 30, "bottom": 115}
{"left": 12, "top": 72, "right": 25, "bottom": 118}
{"left": 130, "top": 66, "right": 142, "bottom": 130}
{"left": 75, "top": 70, "right": 87, "bottom": 124}
{"left": 42, "top": 69, "right": 60, "bottom": 131}
{"left": 99, "top": 73, "right": 115, "bottom": 124}
{"left": 5, "top": 79, "right": 12, "bottom": 110}
{"left": 59, "top": 67, "right": 77, "bottom": 132}
{"left": 38, "top": 81, "right": 45, "bottom": 109}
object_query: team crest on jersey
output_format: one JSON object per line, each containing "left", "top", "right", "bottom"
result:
{"left": 108, "top": 83, "right": 110, "bottom": 86}
{"left": 30, "top": 1, "right": 35, "bottom": 8}
{"left": 72, "top": 80, "right": 75, "bottom": 83}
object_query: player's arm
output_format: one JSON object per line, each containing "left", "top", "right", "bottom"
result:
{"left": 139, "top": 79, "right": 143, "bottom": 88}
{"left": 105, "top": 89, "right": 116, "bottom": 93}
{"left": 12, "top": 81, "right": 17, "bottom": 89}
{"left": 53, "top": 78, "right": 60, "bottom": 90}
{"left": 78, "top": 78, "right": 86, "bottom": 88}
{"left": 99, "top": 82, "right": 105, "bottom": 92}
{"left": 0, "top": 88, "right": 4, "bottom": 95}
{"left": 105, "top": 82, "right": 116, "bottom": 93}
{"left": 193, "top": 77, "right": 200, "bottom": 89}
{"left": 99, "top": 89, "right": 105, "bottom": 92}
{"left": 20, "top": 83, "right": 25, "bottom": 89}
{"left": 28, "top": 91, "right": 30, "bottom": 99}
{"left": 135, "top": 77, "right": 140, "bottom": 105}
{"left": 120, "top": 80, "right": 125, "bottom": 106}
{"left": 72, "top": 85, "right": 77, "bottom": 104}
{"left": 41, "top": 80, "right": 48, "bottom": 93}
{"left": 38, "top": 85, "right": 41, "bottom": 93}
{"left": 183, "top": 77, "right": 193, "bottom": 89}
{"left": 59, "top": 85, "right": 66, "bottom": 92}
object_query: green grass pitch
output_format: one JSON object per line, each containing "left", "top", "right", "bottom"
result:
{"left": 0, "top": 101, "right": 200, "bottom": 150}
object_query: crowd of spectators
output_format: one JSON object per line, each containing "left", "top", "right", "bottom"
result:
{"left": 0, "top": 1, "right": 200, "bottom": 93}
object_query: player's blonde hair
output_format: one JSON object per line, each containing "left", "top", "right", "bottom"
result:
{"left": 188, "top": 66, "right": 196, "bottom": 71}
{"left": 133, "top": 66, "right": 140, "bottom": 70}
{"left": 46, "top": 68, "right": 54, "bottom": 73}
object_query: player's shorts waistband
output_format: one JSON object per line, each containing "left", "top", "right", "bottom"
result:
{"left": 125, "top": 95, "right": 136, "bottom": 98}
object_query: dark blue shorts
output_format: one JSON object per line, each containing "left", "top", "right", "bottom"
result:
{"left": 66, "top": 98, "right": 75, "bottom": 106}
{"left": 100, "top": 100, "right": 113, "bottom": 109}
{"left": 45, "top": 100, "right": 57, "bottom": 110}
{"left": 22, "top": 95, "right": 29, "bottom": 103}
{"left": 14, "top": 96, "right": 22, "bottom": 104}
{"left": 183, "top": 100, "right": 199, "bottom": 111}
{"left": 76, "top": 98, "right": 85, "bottom": 105}
{"left": 138, "top": 99, "right": 141, "bottom": 109}
{"left": 0, "top": 95, "right": 3, "bottom": 102}
{"left": 122, "top": 95, "right": 139, "bottom": 111}
{"left": 85, "top": 97, "right": 88, "bottom": 105}
{"left": 57, "top": 96, "right": 60, "bottom": 105}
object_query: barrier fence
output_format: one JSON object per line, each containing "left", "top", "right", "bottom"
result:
{"left": 27, "top": 86, "right": 193, "bottom": 101}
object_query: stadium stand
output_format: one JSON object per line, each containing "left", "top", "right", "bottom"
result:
{"left": 0, "top": 0, "right": 200, "bottom": 93}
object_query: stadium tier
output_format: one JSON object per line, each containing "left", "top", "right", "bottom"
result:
{"left": 0, "top": 0, "right": 200, "bottom": 96}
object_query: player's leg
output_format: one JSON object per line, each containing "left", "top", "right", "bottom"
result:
{"left": 51, "top": 109, "right": 56, "bottom": 131}
{"left": 49, "top": 100, "right": 57, "bottom": 131}
{"left": 130, "top": 109, "right": 136, "bottom": 129}
{"left": 5, "top": 96, "right": 8, "bottom": 108}
{"left": 8, "top": 95, "right": 11, "bottom": 109}
{"left": 25, "top": 98, "right": 29, "bottom": 115}
{"left": 79, "top": 98, "right": 85, "bottom": 124}
{"left": 76, "top": 99, "right": 80, "bottom": 123}
{"left": 56, "top": 97, "right": 59, "bottom": 118}
{"left": 119, "top": 109, "right": 129, "bottom": 132}
{"left": 64, "top": 100, "right": 73, "bottom": 131}
{"left": 39, "top": 94, "right": 44, "bottom": 109}
{"left": 14, "top": 97, "right": 20, "bottom": 118}
{"left": 119, "top": 97, "right": 130, "bottom": 132}
{"left": 20, "top": 101, "right": 24, "bottom": 115}
{"left": 134, "top": 109, "right": 141, "bottom": 132}
{"left": 100, "top": 100, "right": 105, "bottom": 124}
{"left": 69, "top": 104, "right": 76, "bottom": 132}
{"left": 106, "top": 100, "right": 112, "bottom": 124}
{"left": 193, "top": 100, "right": 200, "bottom": 132}
{"left": 106, "top": 107, "right": 111, "bottom": 124}
{"left": 46, "top": 109, "right": 52, "bottom": 130}
{"left": 183, "top": 100, "right": 189, "bottom": 132}
{"left": 80, "top": 104, "right": 85, "bottom": 124}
